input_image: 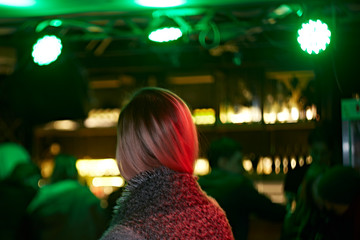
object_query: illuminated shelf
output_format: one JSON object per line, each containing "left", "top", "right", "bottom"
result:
{"left": 197, "top": 121, "right": 316, "bottom": 132}
{"left": 34, "top": 126, "right": 117, "bottom": 137}
{"left": 35, "top": 121, "right": 316, "bottom": 138}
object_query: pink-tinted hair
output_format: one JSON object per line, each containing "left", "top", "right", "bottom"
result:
{"left": 116, "top": 87, "right": 198, "bottom": 180}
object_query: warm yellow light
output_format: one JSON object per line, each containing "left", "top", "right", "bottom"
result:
{"left": 220, "top": 105, "right": 262, "bottom": 124}
{"left": 50, "top": 143, "right": 61, "bottom": 155}
{"left": 231, "top": 108, "right": 251, "bottom": 123}
{"left": 193, "top": 108, "right": 216, "bottom": 125}
{"left": 277, "top": 108, "right": 290, "bottom": 122}
{"left": 283, "top": 157, "right": 289, "bottom": 174}
{"left": 274, "top": 156, "right": 281, "bottom": 174}
{"left": 256, "top": 158, "right": 263, "bottom": 174}
{"left": 92, "top": 176, "right": 125, "bottom": 187}
{"left": 290, "top": 157, "right": 297, "bottom": 169}
{"left": 299, "top": 156, "right": 305, "bottom": 166}
{"left": 40, "top": 160, "right": 54, "bottom": 178}
{"left": 306, "top": 155, "right": 313, "bottom": 164}
{"left": 242, "top": 159, "right": 253, "bottom": 172}
{"left": 194, "top": 158, "right": 211, "bottom": 176}
{"left": 44, "top": 120, "right": 79, "bottom": 131}
{"left": 219, "top": 103, "right": 228, "bottom": 124}
{"left": 264, "top": 112, "right": 276, "bottom": 124}
{"left": 262, "top": 157, "right": 273, "bottom": 175}
{"left": 76, "top": 158, "right": 120, "bottom": 177}
{"left": 84, "top": 108, "right": 120, "bottom": 128}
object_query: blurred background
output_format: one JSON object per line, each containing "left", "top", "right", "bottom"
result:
{"left": 0, "top": 0, "right": 360, "bottom": 228}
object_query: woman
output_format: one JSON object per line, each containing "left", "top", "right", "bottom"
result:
{"left": 101, "top": 87, "right": 234, "bottom": 240}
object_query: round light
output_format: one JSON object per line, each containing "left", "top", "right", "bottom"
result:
{"left": 148, "top": 27, "right": 182, "bottom": 42}
{"left": 297, "top": 19, "right": 331, "bottom": 54}
{"left": 135, "top": 0, "right": 185, "bottom": 8}
{"left": 32, "top": 35, "right": 63, "bottom": 66}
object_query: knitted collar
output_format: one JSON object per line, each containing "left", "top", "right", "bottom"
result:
{"left": 109, "top": 166, "right": 234, "bottom": 240}
{"left": 111, "top": 167, "right": 194, "bottom": 223}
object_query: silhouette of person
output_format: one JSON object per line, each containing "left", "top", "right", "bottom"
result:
{"left": 27, "top": 153, "right": 108, "bottom": 240}
{"left": 198, "top": 137, "right": 286, "bottom": 240}
{"left": 311, "top": 165, "right": 360, "bottom": 240}
{"left": 281, "top": 124, "right": 336, "bottom": 240}
{"left": 0, "top": 142, "right": 41, "bottom": 240}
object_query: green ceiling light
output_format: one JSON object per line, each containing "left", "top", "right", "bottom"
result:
{"left": 32, "top": 35, "right": 63, "bottom": 66}
{"left": 0, "top": 0, "right": 35, "bottom": 7}
{"left": 297, "top": 19, "right": 331, "bottom": 54}
{"left": 49, "top": 19, "right": 63, "bottom": 27}
{"left": 148, "top": 27, "right": 182, "bottom": 42}
{"left": 135, "top": 0, "right": 185, "bottom": 8}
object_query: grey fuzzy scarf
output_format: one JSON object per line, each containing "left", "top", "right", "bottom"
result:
{"left": 104, "top": 167, "right": 234, "bottom": 240}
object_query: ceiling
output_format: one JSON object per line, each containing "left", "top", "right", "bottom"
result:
{"left": 0, "top": 0, "right": 360, "bottom": 123}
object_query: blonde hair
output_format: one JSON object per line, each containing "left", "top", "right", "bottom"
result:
{"left": 116, "top": 87, "right": 198, "bottom": 180}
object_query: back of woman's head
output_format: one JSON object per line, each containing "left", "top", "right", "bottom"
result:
{"left": 116, "top": 87, "right": 198, "bottom": 180}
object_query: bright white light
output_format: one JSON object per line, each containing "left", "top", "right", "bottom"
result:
{"left": 290, "top": 107, "right": 300, "bottom": 121}
{"left": 306, "top": 107, "right": 314, "bottom": 120}
{"left": 92, "top": 177, "right": 125, "bottom": 187}
{"left": 251, "top": 107, "right": 262, "bottom": 122}
{"left": 76, "top": 159, "right": 120, "bottom": 177}
{"left": 0, "top": 0, "right": 35, "bottom": 7}
{"left": 194, "top": 158, "right": 210, "bottom": 176}
{"left": 297, "top": 19, "right": 331, "bottom": 54}
{"left": 136, "top": 0, "right": 185, "bottom": 7}
{"left": 149, "top": 27, "right": 182, "bottom": 42}
{"left": 290, "top": 157, "right": 297, "bottom": 169}
{"left": 277, "top": 108, "right": 290, "bottom": 122}
{"left": 264, "top": 112, "right": 277, "bottom": 124}
{"left": 32, "top": 35, "right": 62, "bottom": 66}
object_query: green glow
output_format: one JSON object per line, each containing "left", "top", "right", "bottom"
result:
{"left": 0, "top": 0, "right": 35, "bottom": 6}
{"left": 149, "top": 27, "right": 182, "bottom": 42}
{"left": 32, "top": 35, "right": 63, "bottom": 66}
{"left": 296, "top": 9, "right": 303, "bottom": 17}
{"left": 297, "top": 19, "right": 331, "bottom": 54}
{"left": 135, "top": 0, "right": 185, "bottom": 8}
{"left": 49, "top": 19, "right": 63, "bottom": 27}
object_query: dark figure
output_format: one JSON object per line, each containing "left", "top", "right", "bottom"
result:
{"left": 281, "top": 124, "right": 335, "bottom": 240}
{"left": 198, "top": 137, "right": 286, "bottom": 240}
{"left": 27, "top": 153, "right": 108, "bottom": 240}
{"left": 311, "top": 165, "right": 360, "bottom": 240}
{"left": 101, "top": 87, "right": 234, "bottom": 240}
{"left": 105, "top": 187, "right": 124, "bottom": 222}
{"left": 0, "top": 142, "right": 41, "bottom": 240}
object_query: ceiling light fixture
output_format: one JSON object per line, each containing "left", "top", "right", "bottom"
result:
{"left": 32, "top": 35, "right": 63, "bottom": 66}
{"left": 297, "top": 19, "right": 331, "bottom": 54}
{"left": 0, "top": 0, "right": 35, "bottom": 7}
{"left": 148, "top": 27, "right": 182, "bottom": 42}
{"left": 135, "top": 0, "right": 185, "bottom": 8}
